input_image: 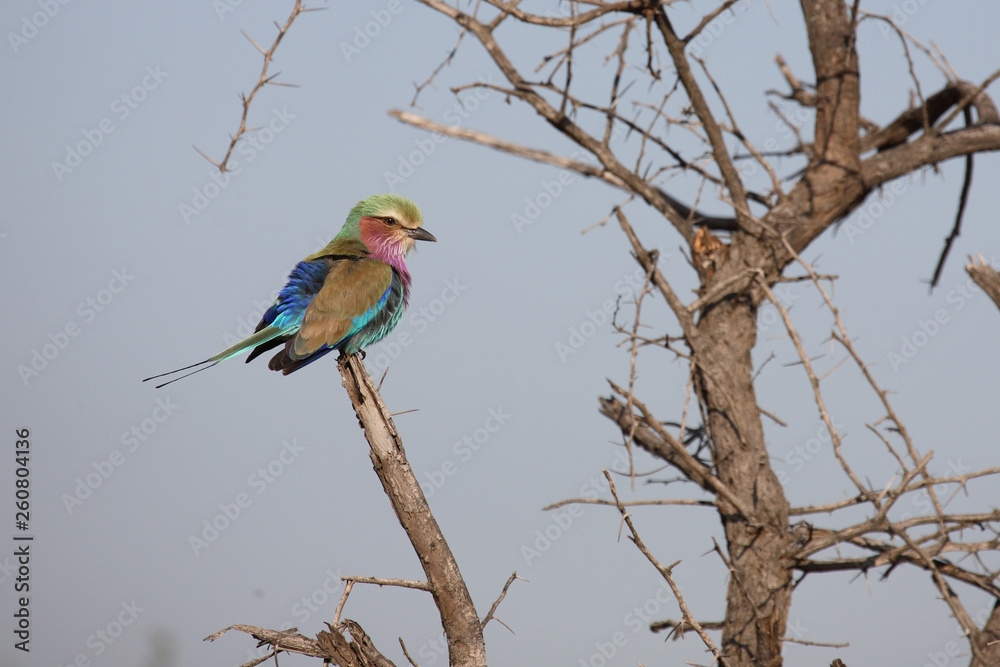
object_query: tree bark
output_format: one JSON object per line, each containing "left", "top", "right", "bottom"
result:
{"left": 695, "top": 295, "right": 792, "bottom": 667}
{"left": 970, "top": 599, "right": 1000, "bottom": 667}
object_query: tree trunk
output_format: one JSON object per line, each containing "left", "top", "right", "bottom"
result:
{"left": 695, "top": 293, "right": 792, "bottom": 667}
{"left": 970, "top": 599, "right": 1000, "bottom": 667}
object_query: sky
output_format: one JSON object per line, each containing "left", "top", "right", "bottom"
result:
{"left": 2, "top": 1, "right": 1000, "bottom": 666}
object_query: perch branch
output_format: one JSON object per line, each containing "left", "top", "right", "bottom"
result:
{"left": 337, "top": 353, "right": 486, "bottom": 667}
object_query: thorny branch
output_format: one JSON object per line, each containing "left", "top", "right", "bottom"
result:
{"left": 771, "top": 247, "right": 1000, "bottom": 652}
{"left": 604, "top": 470, "right": 729, "bottom": 666}
{"left": 479, "top": 571, "right": 523, "bottom": 632}
{"left": 197, "top": 0, "right": 316, "bottom": 173}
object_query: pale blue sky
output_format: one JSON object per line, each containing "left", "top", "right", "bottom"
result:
{"left": 3, "top": 1, "right": 1000, "bottom": 666}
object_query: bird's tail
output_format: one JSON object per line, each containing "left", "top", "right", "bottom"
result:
{"left": 142, "top": 325, "right": 286, "bottom": 388}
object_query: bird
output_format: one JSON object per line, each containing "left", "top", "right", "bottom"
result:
{"left": 143, "top": 194, "right": 436, "bottom": 388}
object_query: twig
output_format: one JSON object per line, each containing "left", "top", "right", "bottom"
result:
{"left": 200, "top": 0, "right": 312, "bottom": 172}
{"left": 622, "top": 247, "right": 659, "bottom": 489}
{"left": 755, "top": 274, "right": 870, "bottom": 501}
{"left": 333, "top": 581, "right": 354, "bottom": 627}
{"left": 480, "top": 571, "right": 523, "bottom": 631}
{"left": 898, "top": 530, "right": 985, "bottom": 662}
{"left": 929, "top": 126, "right": 973, "bottom": 290}
{"left": 781, "top": 238, "right": 951, "bottom": 535}
{"left": 783, "top": 637, "right": 849, "bottom": 648}
{"left": 605, "top": 380, "right": 753, "bottom": 519}
{"left": 341, "top": 576, "right": 432, "bottom": 592}
{"left": 543, "top": 497, "right": 715, "bottom": 511}
{"left": 400, "top": 637, "right": 421, "bottom": 667}
{"left": 604, "top": 470, "right": 729, "bottom": 666}
{"left": 649, "top": 6, "right": 759, "bottom": 236}
{"left": 410, "top": 24, "right": 469, "bottom": 107}
{"left": 651, "top": 617, "right": 724, "bottom": 638}
{"left": 205, "top": 625, "right": 325, "bottom": 661}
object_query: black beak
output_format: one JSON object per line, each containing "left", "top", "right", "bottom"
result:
{"left": 407, "top": 227, "right": 437, "bottom": 242}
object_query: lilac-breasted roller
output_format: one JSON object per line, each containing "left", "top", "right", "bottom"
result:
{"left": 144, "top": 194, "right": 435, "bottom": 388}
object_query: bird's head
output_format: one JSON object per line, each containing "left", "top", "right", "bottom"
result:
{"left": 339, "top": 194, "right": 436, "bottom": 264}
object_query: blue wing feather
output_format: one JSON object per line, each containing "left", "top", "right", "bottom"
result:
{"left": 245, "top": 258, "right": 332, "bottom": 363}
{"left": 271, "top": 258, "right": 332, "bottom": 330}
{"left": 265, "top": 260, "right": 406, "bottom": 374}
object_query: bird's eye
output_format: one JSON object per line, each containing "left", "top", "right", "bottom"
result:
{"left": 383, "top": 217, "right": 397, "bottom": 226}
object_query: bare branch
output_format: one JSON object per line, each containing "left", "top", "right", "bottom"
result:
{"left": 202, "top": 0, "right": 310, "bottom": 173}
{"left": 341, "top": 576, "right": 433, "bottom": 592}
{"left": 480, "top": 572, "right": 523, "bottom": 631}
{"left": 205, "top": 625, "right": 311, "bottom": 657}
{"left": 483, "top": 0, "right": 642, "bottom": 28}
{"left": 928, "top": 125, "right": 973, "bottom": 290}
{"left": 756, "top": 276, "right": 870, "bottom": 500}
{"left": 334, "top": 581, "right": 354, "bottom": 628}
{"left": 543, "top": 497, "right": 715, "bottom": 511}
{"left": 967, "top": 254, "right": 1000, "bottom": 311}
{"left": 604, "top": 470, "right": 729, "bottom": 666}
{"left": 649, "top": 7, "right": 759, "bottom": 235}
{"left": 783, "top": 637, "right": 848, "bottom": 649}
{"left": 337, "top": 353, "right": 486, "bottom": 667}
{"left": 600, "top": 384, "right": 753, "bottom": 520}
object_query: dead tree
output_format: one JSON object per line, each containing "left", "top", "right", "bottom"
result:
{"left": 394, "top": 1, "right": 1000, "bottom": 665}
